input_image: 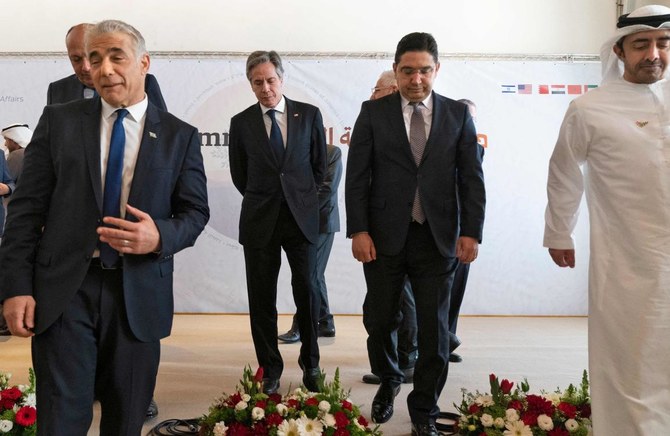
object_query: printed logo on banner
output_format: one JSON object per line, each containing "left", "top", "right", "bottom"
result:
{"left": 501, "top": 84, "right": 598, "bottom": 95}
{"left": 0, "top": 95, "right": 25, "bottom": 102}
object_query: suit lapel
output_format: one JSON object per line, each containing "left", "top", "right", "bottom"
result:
{"left": 422, "top": 91, "right": 444, "bottom": 163}
{"left": 284, "top": 97, "right": 298, "bottom": 164}
{"left": 252, "top": 103, "right": 281, "bottom": 167}
{"left": 127, "top": 103, "right": 161, "bottom": 215}
{"left": 386, "top": 93, "right": 415, "bottom": 164}
{"left": 82, "top": 98, "right": 103, "bottom": 212}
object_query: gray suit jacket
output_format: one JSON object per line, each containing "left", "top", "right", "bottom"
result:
{"left": 0, "top": 98, "right": 209, "bottom": 341}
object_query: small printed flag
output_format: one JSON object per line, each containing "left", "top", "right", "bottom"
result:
{"left": 517, "top": 84, "right": 532, "bottom": 94}
{"left": 584, "top": 84, "right": 598, "bottom": 93}
{"left": 567, "top": 85, "right": 582, "bottom": 95}
{"left": 539, "top": 85, "right": 549, "bottom": 95}
{"left": 551, "top": 85, "right": 566, "bottom": 95}
{"left": 501, "top": 84, "right": 516, "bottom": 94}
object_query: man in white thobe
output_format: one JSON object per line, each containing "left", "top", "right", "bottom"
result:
{"left": 545, "top": 5, "right": 670, "bottom": 435}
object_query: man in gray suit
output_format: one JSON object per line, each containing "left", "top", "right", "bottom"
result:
{"left": 0, "top": 20, "right": 209, "bottom": 435}
{"left": 346, "top": 33, "right": 485, "bottom": 435}
{"left": 229, "top": 50, "right": 327, "bottom": 395}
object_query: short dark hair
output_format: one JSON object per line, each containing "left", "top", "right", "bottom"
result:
{"left": 246, "top": 50, "right": 284, "bottom": 81}
{"left": 394, "top": 32, "right": 439, "bottom": 64}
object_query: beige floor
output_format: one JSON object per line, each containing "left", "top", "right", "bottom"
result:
{"left": 0, "top": 314, "right": 588, "bottom": 436}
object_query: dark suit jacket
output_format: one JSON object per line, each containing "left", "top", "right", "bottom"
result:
{"left": 0, "top": 152, "right": 16, "bottom": 235}
{"left": 0, "top": 98, "right": 209, "bottom": 342}
{"left": 319, "top": 144, "right": 342, "bottom": 234}
{"left": 47, "top": 73, "right": 168, "bottom": 111}
{"left": 229, "top": 97, "right": 327, "bottom": 247}
{"left": 345, "top": 91, "right": 485, "bottom": 258}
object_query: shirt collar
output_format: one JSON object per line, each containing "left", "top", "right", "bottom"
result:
{"left": 101, "top": 94, "right": 149, "bottom": 122}
{"left": 400, "top": 93, "right": 433, "bottom": 111}
{"left": 260, "top": 96, "right": 286, "bottom": 115}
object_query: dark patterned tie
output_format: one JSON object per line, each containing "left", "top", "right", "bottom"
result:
{"left": 267, "top": 109, "right": 284, "bottom": 162}
{"left": 100, "top": 108, "right": 128, "bottom": 267}
{"left": 409, "top": 103, "right": 426, "bottom": 223}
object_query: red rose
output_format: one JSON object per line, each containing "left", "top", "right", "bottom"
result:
{"left": 1, "top": 387, "right": 21, "bottom": 400}
{"left": 268, "top": 393, "right": 282, "bottom": 404}
{"left": 341, "top": 400, "right": 353, "bottom": 411}
{"left": 254, "top": 400, "right": 267, "bottom": 410}
{"left": 286, "top": 398, "right": 299, "bottom": 409}
{"left": 468, "top": 404, "right": 481, "bottom": 414}
{"left": 357, "top": 415, "right": 369, "bottom": 427}
{"left": 521, "top": 412, "right": 538, "bottom": 426}
{"left": 254, "top": 367, "right": 264, "bottom": 383}
{"left": 305, "top": 397, "right": 319, "bottom": 407}
{"left": 526, "top": 394, "right": 553, "bottom": 416}
{"left": 547, "top": 428, "right": 569, "bottom": 436}
{"left": 15, "top": 406, "right": 37, "bottom": 427}
{"left": 334, "top": 428, "right": 350, "bottom": 436}
{"left": 507, "top": 400, "right": 523, "bottom": 411}
{"left": 500, "top": 379, "right": 514, "bottom": 394}
{"left": 334, "top": 411, "right": 350, "bottom": 427}
{"left": 489, "top": 374, "right": 497, "bottom": 383}
{"left": 251, "top": 422, "right": 268, "bottom": 436}
{"left": 229, "top": 393, "right": 243, "bottom": 405}
{"left": 557, "top": 402, "right": 577, "bottom": 418}
{"left": 579, "top": 404, "right": 591, "bottom": 418}
{"left": 266, "top": 412, "right": 284, "bottom": 427}
{"left": 228, "top": 422, "right": 251, "bottom": 436}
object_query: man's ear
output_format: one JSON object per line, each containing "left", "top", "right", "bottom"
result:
{"left": 613, "top": 44, "right": 624, "bottom": 61}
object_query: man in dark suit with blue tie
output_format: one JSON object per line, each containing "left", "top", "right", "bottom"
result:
{"left": 47, "top": 23, "right": 167, "bottom": 111}
{"left": 229, "top": 50, "right": 327, "bottom": 395}
{"left": 345, "top": 32, "right": 485, "bottom": 436}
{"left": 0, "top": 20, "right": 209, "bottom": 435}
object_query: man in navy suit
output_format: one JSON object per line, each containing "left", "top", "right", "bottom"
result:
{"left": 229, "top": 50, "right": 327, "bottom": 395}
{"left": 47, "top": 23, "right": 167, "bottom": 111}
{"left": 0, "top": 20, "right": 209, "bottom": 435}
{"left": 345, "top": 33, "right": 485, "bottom": 436}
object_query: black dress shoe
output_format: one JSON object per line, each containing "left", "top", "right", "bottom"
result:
{"left": 262, "top": 378, "right": 280, "bottom": 395}
{"left": 278, "top": 327, "right": 300, "bottom": 343}
{"left": 371, "top": 382, "right": 401, "bottom": 423}
{"left": 318, "top": 322, "right": 336, "bottom": 337}
{"left": 302, "top": 367, "right": 321, "bottom": 392}
{"left": 411, "top": 422, "right": 440, "bottom": 436}
{"left": 145, "top": 398, "right": 159, "bottom": 419}
{"left": 449, "top": 352, "right": 463, "bottom": 363}
{"left": 362, "top": 367, "right": 414, "bottom": 385}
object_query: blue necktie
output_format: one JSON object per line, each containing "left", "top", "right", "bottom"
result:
{"left": 100, "top": 108, "right": 129, "bottom": 267}
{"left": 266, "top": 109, "right": 284, "bottom": 162}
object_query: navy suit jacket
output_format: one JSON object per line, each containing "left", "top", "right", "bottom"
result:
{"left": 47, "top": 73, "right": 168, "bottom": 111}
{"left": 229, "top": 97, "right": 327, "bottom": 247}
{"left": 0, "top": 98, "right": 209, "bottom": 341}
{"left": 345, "top": 91, "right": 485, "bottom": 258}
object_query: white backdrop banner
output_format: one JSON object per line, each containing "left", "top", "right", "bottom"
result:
{"left": 0, "top": 56, "right": 599, "bottom": 315}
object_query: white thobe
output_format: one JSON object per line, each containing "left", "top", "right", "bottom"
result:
{"left": 545, "top": 77, "right": 670, "bottom": 435}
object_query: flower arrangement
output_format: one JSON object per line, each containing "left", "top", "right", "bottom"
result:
{"left": 455, "top": 371, "right": 591, "bottom": 436}
{"left": 199, "top": 366, "right": 382, "bottom": 436}
{"left": 0, "top": 369, "right": 37, "bottom": 436}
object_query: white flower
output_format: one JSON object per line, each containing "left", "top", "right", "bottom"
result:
{"left": 494, "top": 417, "right": 506, "bottom": 429}
{"left": 321, "top": 413, "right": 336, "bottom": 427}
{"left": 503, "top": 420, "right": 533, "bottom": 436}
{"left": 242, "top": 394, "right": 251, "bottom": 402}
{"left": 235, "top": 400, "right": 248, "bottom": 411}
{"left": 251, "top": 406, "right": 265, "bottom": 420}
{"left": 213, "top": 421, "right": 228, "bottom": 436}
{"left": 276, "top": 403, "right": 289, "bottom": 416}
{"left": 277, "top": 419, "right": 299, "bottom": 436}
{"left": 318, "top": 400, "right": 331, "bottom": 412}
{"left": 565, "top": 418, "right": 579, "bottom": 431}
{"left": 537, "top": 414, "right": 554, "bottom": 431}
{"left": 22, "top": 393, "right": 36, "bottom": 408}
{"left": 505, "top": 408, "right": 520, "bottom": 422}
{"left": 480, "top": 413, "right": 494, "bottom": 427}
{"left": 544, "top": 392, "right": 562, "bottom": 405}
{"left": 0, "top": 420, "right": 13, "bottom": 433}
{"left": 475, "top": 394, "right": 495, "bottom": 407}
{"left": 297, "top": 415, "right": 323, "bottom": 436}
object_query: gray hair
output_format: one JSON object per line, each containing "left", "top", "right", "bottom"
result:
{"left": 378, "top": 70, "right": 397, "bottom": 87}
{"left": 86, "top": 20, "right": 147, "bottom": 59}
{"left": 246, "top": 50, "right": 284, "bottom": 81}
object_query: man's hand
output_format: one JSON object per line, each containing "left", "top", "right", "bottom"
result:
{"left": 548, "top": 248, "right": 575, "bottom": 268}
{"left": 456, "top": 236, "right": 479, "bottom": 263}
{"left": 3, "top": 296, "right": 36, "bottom": 337}
{"left": 97, "top": 204, "right": 161, "bottom": 255}
{"left": 351, "top": 232, "right": 376, "bottom": 263}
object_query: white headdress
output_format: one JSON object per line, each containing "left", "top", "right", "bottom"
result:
{"left": 600, "top": 4, "right": 670, "bottom": 83}
{"left": 1, "top": 123, "right": 32, "bottom": 148}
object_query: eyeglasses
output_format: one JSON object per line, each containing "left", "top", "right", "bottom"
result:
{"left": 398, "top": 66, "right": 434, "bottom": 77}
{"left": 371, "top": 86, "right": 393, "bottom": 93}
